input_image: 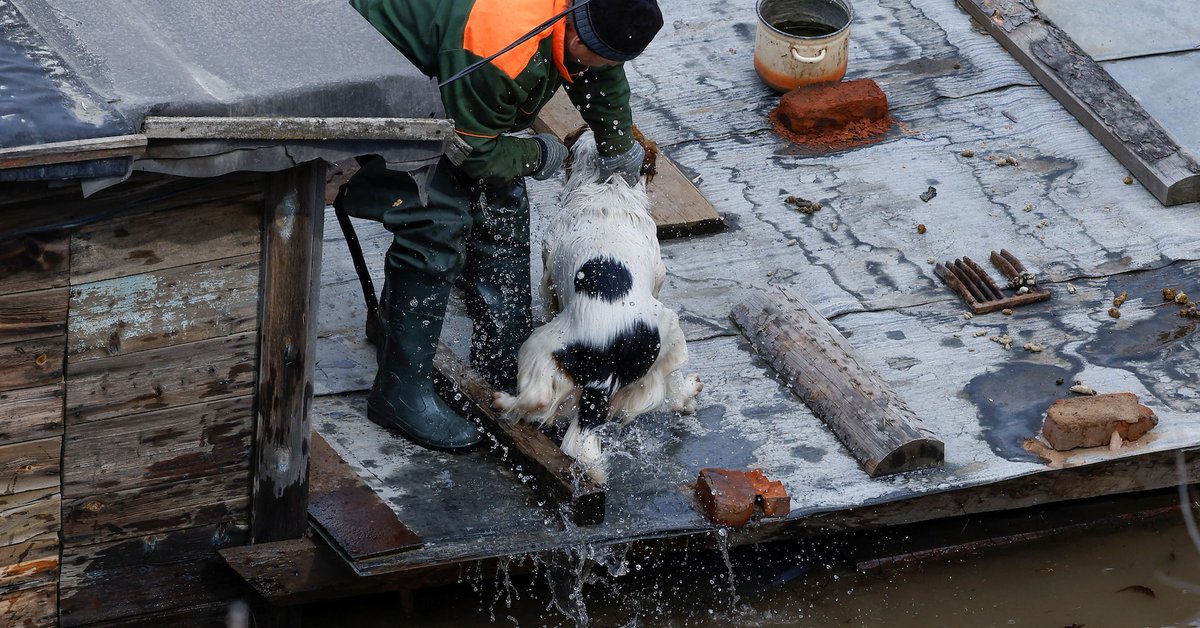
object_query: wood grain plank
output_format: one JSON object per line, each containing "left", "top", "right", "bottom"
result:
{"left": 253, "top": 162, "right": 325, "bottom": 545}
{"left": 0, "top": 287, "right": 68, "bottom": 345}
{"left": 0, "top": 533, "right": 59, "bottom": 591}
{"left": 0, "top": 232, "right": 69, "bottom": 294}
{"left": 0, "top": 336, "right": 63, "bottom": 393}
{"left": 0, "top": 487, "right": 59, "bottom": 547}
{"left": 70, "top": 196, "right": 262, "bottom": 284}
{"left": 59, "top": 522, "right": 247, "bottom": 626}
{"left": 63, "top": 395, "right": 253, "bottom": 497}
{"left": 65, "top": 331, "right": 257, "bottom": 424}
{"left": 731, "top": 286, "right": 943, "bottom": 477}
{"left": 0, "top": 438, "right": 60, "bottom": 498}
{"left": 68, "top": 255, "right": 260, "bottom": 362}
{"left": 531, "top": 91, "right": 725, "bottom": 238}
{"left": 62, "top": 471, "right": 249, "bottom": 546}
{"left": 0, "top": 582, "right": 57, "bottom": 627}
{"left": 0, "top": 135, "right": 145, "bottom": 170}
{"left": 0, "top": 385, "right": 63, "bottom": 447}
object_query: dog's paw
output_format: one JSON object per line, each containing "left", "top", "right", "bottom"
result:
{"left": 669, "top": 373, "right": 704, "bottom": 414}
{"left": 561, "top": 421, "right": 608, "bottom": 485}
{"left": 492, "top": 391, "right": 516, "bottom": 412}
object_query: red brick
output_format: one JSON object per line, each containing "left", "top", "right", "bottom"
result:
{"left": 773, "top": 78, "right": 889, "bottom": 135}
{"left": 1042, "top": 392, "right": 1158, "bottom": 451}
{"left": 695, "top": 468, "right": 791, "bottom": 526}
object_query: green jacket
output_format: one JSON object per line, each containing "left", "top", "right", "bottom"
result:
{"left": 352, "top": 0, "right": 636, "bottom": 183}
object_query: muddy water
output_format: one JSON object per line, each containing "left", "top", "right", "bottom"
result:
{"left": 307, "top": 509, "right": 1200, "bottom": 627}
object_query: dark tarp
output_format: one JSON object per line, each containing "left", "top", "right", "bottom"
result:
{"left": 1, "top": 0, "right": 445, "bottom": 185}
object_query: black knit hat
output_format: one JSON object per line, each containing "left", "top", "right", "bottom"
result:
{"left": 571, "top": 0, "right": 664, "bottom": 62}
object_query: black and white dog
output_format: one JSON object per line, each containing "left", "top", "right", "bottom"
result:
{"left": 493, "top": 129, "right": 702, "bottom": 483}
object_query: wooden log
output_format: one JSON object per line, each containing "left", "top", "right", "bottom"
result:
{"left": 308, "top": 432, "right": 422, "bottom": 561}
{"left": 62, "top": 471, "right": 249, "bottom": 546}
{"left": 0, "top": 134, "right": 146, "bottom": 170}
{"left": 70, "top": 193, "right": 262, "bottom": 284}
{"left": 956, "top": 0, "right": 1200, "bottom": 205}
{"left": 0, "top": 232, "right": 69, "bottom": 294}
{"left": 142, "top": 116, "right": 452, "bottom": 142}
{"left": 252, "top": 161, "right": 325, "bottom": 544}
{"left": 65, "top": 331, "right": 257, "bottom": 424}
{"left": 67, "top": 255, "right": 260, "bottom": 362}
{"left": 63, "top": 395, "right": 253, "bottom": 497}
{"left": 0, "top": 336, "right": 63, "bottom": 393}
{"left": 0, "top": 532, "right": 59, "bottom": 590}
{"left": 730, "top": 286, "right": 944, "bottom": 477}
{"left": 0, "top": 438, "right": 60, "bottom": 498}
{"left": 0, "top": 287, "right": 67, "bottom": 349}
{"left": 432, "top": 344, "right": 606, "bottom": 526}
{"left": 0, "top": 487, "right": 59, "bottom": 547}
{"left": 0, "top": 582, "right": 57, "bottom": 627}
{"left": 0, "top": 384, "right": 63, "bottom": 447}
{"left": 59, "top": 522, "right": 247, "bottom": 626}
{"left": 532, "top": 91, "right": 725, "bottom": 238}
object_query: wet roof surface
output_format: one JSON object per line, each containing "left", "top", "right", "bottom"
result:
{"left": 1, "top": 0, "right": 442, "bottom": 180}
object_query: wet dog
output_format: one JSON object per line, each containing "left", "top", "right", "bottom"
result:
{"left": 493, "top": 128, "right": 702, "bottom": 483}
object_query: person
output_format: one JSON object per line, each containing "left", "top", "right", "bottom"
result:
{"left": 337, "top": 0, "right": 664, "bottom": 451}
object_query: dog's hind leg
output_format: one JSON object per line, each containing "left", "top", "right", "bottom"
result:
{"left": 560, "top": 387, "right": 610, "bottom": 484}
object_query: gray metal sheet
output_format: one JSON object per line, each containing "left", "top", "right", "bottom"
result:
{"left": 1035, "top": 0, "right": 1200, "bottom": 61}
{"left": 1103, "top": 50, "right": 1200, "bottom": 156}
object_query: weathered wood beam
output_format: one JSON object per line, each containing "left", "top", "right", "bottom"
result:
{"left": 0, "top": 582, "right": 57, "bottom": 626}
{"left": 432, "top": 344, "right": 606, "bottom": 526}
{"left": 0, "top": 135, "right": 146, "bottom": 171}
{"left": 956, "top": 0, "right": 1200, "bottom": 205}
{"left": 142, "top": 117, "right": 452, "bottom": 142}
{"left": 532, "top": 92, "right": 726, "bottom": 238}
{"left": 730, "top": 286, "right": 944, "bottom": 477}
{"left": 307, "top": 433, "right": 422, "bottom": 562}
{"left": 251, "top": 161, "right": 325, "bottom": 545}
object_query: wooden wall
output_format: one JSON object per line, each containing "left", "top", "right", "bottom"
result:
{"left": 1, "top": 172, "right": 268, "bottom": 625}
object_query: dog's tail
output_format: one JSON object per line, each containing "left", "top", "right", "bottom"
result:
{"left": 578, "top": 383, "right": 613, "bottom": 432}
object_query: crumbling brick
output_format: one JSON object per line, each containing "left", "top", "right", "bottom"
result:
{"left": 772, "top": 78, "right": 889, "bottom": 135}
{"left": 695, "top": 468, "right": 791, "bottom": 526}
{"left": 1041, "top": 392, "right": 1158, "bottom": 451}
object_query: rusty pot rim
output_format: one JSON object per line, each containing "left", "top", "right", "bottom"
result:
{"left": 755, "top": 0, "right": 855, "bottom": 40}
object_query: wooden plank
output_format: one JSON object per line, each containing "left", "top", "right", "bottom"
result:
{"left": 308, "top": 432, "right": 422, "bottom": 561}
{"left": 252, "top": 161, "right": 325, "bottom": 544}
{"left": 0, "top": 384, "right": 63, "bottom": 447}
{"left": 142, "top": 116, "right": 452, "bottom": 142}
{"left": 0, "top": 287, "right": 67, "bottom": 347}
{"left": 70, "top": 194, "right": 262, "bottom": 284}
{"left": 63, "top": 395, "right": 253, "bottom": 497}
{"left": 730, "top": 286, "right": 944, "bottom": 477}
{"left": 0, "top": 232, "right": 69, "bottom": 294}
{"left": 956, "top": 0, "right": 1200, "bottom": 205}
{"left": 65, "top": 331, "right": 257, "bottom": 424}
{"left": 531, "top": 91, "right": 725, "bottom": 238}
{"left": 59, "top": 522, "right": 247, "bottom": 626}
{"left": 432, "top": 344, "right": 606, "bottom": 526}
{"left": 0, "top": 336, "right": 63, "bottom": 393}
{"left": 68, "top": 255, "right": 260, "bottom": 362}
{"left": 0, "top": 438, "right": 60, "bottom": 498}
{"left": 0, "top": 134, "right": 146, "bottom": 171}
{"left": 62, "top": 471, "right": 249, "bottom": 546}
{"left": 0, "top": 487, "right": 59, "bottom": 547}
{"left": 80, "top": 602, "right": 233, "bottom": 627}
{"left": 0, "top": 582, "right": 57, "bottom": 627}
{"left": 0, "top": 533, "right": 59, "bottom": 591}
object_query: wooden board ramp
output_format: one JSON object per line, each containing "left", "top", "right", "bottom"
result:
{"left": 532, "top": 91, "right": 726, "bottom": 238}
{"left": 432, "top": 344, "right": 606, "bottom": 526}
{"left": 730, "top": 286, "right": 944, "bottom": 477}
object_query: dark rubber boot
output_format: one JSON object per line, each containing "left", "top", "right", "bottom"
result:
{"left": 459, "top": 180, "right": 534, "bottom": 392}
{"left": 367, "top": 269, "right": 482, "bottom": 452}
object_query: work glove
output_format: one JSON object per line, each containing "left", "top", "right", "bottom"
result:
{"left": 531, "top": 133, "right": 568, "bottom": 181}
{"left": 596, "top": 141, "right": 646, "bottom": 185}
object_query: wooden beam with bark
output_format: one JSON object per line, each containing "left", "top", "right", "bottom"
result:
{"left": 730, "top": 286, "right": 944, "bottom": 477}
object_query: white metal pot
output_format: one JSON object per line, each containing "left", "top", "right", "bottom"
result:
{"left": 754, "top": 0, "right": 853, "bottom": 92}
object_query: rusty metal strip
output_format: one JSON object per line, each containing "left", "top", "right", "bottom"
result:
{"left": 307, "top": 432, "right": 423, "bottom": 560}
{"left": 937, "top": 251, "right": 1052, "bottom": 314}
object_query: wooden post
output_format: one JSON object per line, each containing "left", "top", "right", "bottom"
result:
{"left": 730, "top": 286, "right": 944, "bottom": 477}
{"left": 252, "top": 161, "right": 325, "bottom": 543}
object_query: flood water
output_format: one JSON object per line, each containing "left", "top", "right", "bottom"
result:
{"left": 307, "top": 496, "right": 1200, "bottom": 627}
